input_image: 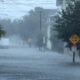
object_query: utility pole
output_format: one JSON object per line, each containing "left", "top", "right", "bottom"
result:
{"left": 40, "top": 11, "right": 42, "bottom": 31}
{"left": 73, "top": 52, "right": 75, "bottom": 63}
{"left": 40, "top": 11, "right": 45, "bottom": 51}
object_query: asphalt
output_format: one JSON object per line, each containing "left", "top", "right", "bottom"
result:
{"left": 0, "top": 47, "right": 80, "bottom": 80}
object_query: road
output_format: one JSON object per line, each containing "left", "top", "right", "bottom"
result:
{"left": 0, "top": 47, "right": 80, "bottom": 80}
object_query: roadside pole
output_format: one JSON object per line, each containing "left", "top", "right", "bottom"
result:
{"left": 40, "top": 11, "right": 42, "bottom": 31}
{"left": 71, "top": 45, "right": 77, "bottom": 63}
{"left": 72, "top": 45, "right": 77, "bottom": 63}
{"left": 73, "top": 52, "right": 75, "bottom": 63}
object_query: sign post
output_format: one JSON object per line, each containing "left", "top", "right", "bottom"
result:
{"left": 71, "top": 45, "right": 77, "bottom": 63}
{"left": 69, "top": 34, "right": 79, "bottom": 63}
{"left": 28, "top": 38, "right": 32, "bottom": 47}
{"left": 43, "top": 36, "right": 46, "bottom": 51}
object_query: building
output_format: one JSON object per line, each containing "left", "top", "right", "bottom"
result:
{"left": 46, "top": 11, "right": 58, "bottom": 50}
{"left": 47, "top": 14, "right": 64, "bottom": 53}
{"left": 46, "top": 15, "right": 54, "bottom": 50}
{"left": 46, "top": 0, "right": 66, "bottom": 51}
{"left": 56, "top": 0, "right": 67, "bottom": 9}
{"left": 0, "top": 35, "right": 25, "bottom": 48}
{"left": 0, "top": 37, "right": 9, "bottom": 48}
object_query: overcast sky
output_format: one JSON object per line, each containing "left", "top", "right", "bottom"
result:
{"left": 0, "top": 0, "right": 56, "bottom": 20}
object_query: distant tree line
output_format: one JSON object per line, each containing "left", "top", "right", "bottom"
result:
{"left": 0, "top": 7, "right": 56, "bottom": 45}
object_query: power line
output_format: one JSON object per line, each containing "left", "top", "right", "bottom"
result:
{"left": 2, "top": 3, "right": 56, "bottom": 5}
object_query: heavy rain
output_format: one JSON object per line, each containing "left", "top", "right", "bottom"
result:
{"left": 0, "top": 0, "right": 80, "bottom": 80}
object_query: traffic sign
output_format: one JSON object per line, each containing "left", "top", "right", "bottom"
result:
{"left": 69, "top": 34, "right": 80, "bottom": 45}
{"left": 71, "top": 45, "right": 77, "bottom": 53}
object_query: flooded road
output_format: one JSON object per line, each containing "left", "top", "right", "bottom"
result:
{"left": 0, "top": 47, "right": 80, "bottom": 80}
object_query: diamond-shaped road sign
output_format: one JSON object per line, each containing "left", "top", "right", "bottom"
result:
{"left": 69, "top": 34, "right": 80, "bottom": 45}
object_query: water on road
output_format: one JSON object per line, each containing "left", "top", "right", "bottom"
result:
{"left": 0, "top": 47, "right": 80, "bottom": 80}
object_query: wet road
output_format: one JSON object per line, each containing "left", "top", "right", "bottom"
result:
{"left": 0, "top": 47, "right": 80, "bottom": 80}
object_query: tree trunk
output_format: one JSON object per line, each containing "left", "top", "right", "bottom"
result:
{"left": 73, "top": 52, "right": 75, "bottom": 63}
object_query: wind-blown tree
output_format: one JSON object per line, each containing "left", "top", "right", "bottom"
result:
{"left": 0, "top": 24, "right": 5, "bottom": 38}
{"left": 51, "top": 0, "right": 80, "bottom": 62}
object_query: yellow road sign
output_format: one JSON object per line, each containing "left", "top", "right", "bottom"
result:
{"left": 69, "top": 34, "right": 80, "bottom": 45}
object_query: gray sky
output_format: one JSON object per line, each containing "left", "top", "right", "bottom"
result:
{"left": 0, "top": 0, "right": 56, "bottom": 20}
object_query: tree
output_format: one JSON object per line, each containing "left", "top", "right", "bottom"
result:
{"left": 0, "top": 25, "right": 5, "bottom": 38}
{"left": 51, "top": 0, "right": 80, "bottom": 62}
{"left": 0, "top": 7, "right": 56, "bottom": 45}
